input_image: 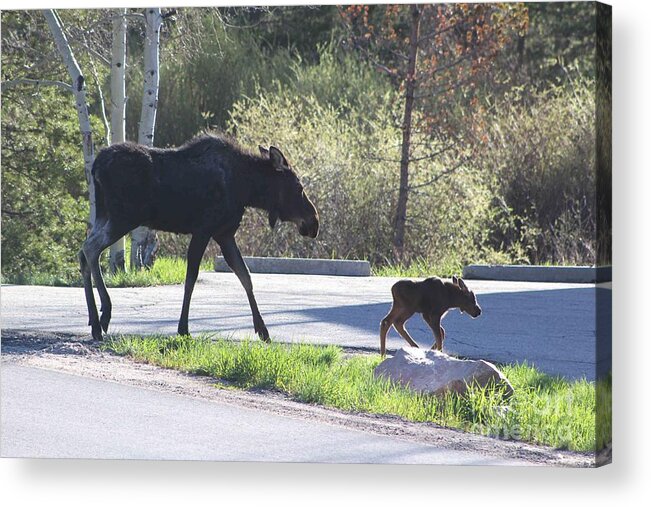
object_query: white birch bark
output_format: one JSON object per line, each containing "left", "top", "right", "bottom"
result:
{"left": 138, "top": 8, "right": 162, "bottom": 146}
{"left": 109, "top": 8, "right": 127, "bottom": 273}
{"left": 131, "top": 7, "right": 162, "bottom": 270}
{"left": 43, "top": 9, "right": 96, "bottom": 227}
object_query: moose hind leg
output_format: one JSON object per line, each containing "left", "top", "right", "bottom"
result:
{"left": 436, "top": 326, "right": 446, "bottom": 351}
{"left": 79, "top": 249, "right": 101, "bottom": 340}
{"left": 380, "top": 308, "right": 398, "bottom": 356}
{"left": 83, "top": 220, "right": 132, "bottom": 336}
{"left": 393, "top": 314, "right": 419, "bottom": 349}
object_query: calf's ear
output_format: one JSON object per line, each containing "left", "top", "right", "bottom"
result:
{"left": 458, "top": 278, "right": 468, "bottom": 291}
{"left": 259, "top": 145, "right": 269, "bottom": 157}
{"left": 452, "top": 275, "right": 459, "bottom": 285}
{"left": 269, "top": 146, "right": 289, "bottom": 171}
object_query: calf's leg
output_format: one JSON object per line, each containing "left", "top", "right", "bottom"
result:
{"left": 217, "top": 235, "right": 270, "bottom": 342}
{"left": 424, "top": 313, "right": 445, "bottom": 351}
{"left": 393, "top": 313, "right": 419, "bottom": 349}
{"left": 177, "top": 233, "right": 210, "bottom": 336}
{"left": 379, "top": 308, "right": 396, "bottom": 356}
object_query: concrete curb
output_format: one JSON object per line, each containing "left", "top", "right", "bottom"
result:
{"left": 214, "top": 256, "right": 371, "bottom": 277}
{"left": 462, "top": 264, "right": 612, "bottom": 283}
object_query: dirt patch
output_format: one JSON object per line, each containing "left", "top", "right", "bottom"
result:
{"left": 1, "top": 329, "right": 596, "bottom": 467}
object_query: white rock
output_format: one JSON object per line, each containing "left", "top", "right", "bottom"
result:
{"left": 374, "top": 347, "right": 514, "bottom": 397}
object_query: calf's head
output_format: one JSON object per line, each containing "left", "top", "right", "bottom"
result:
{"left": 260, "top": 145, "right": 319, "bottom": 238}
{"left": 452, "top": 276, "right": 482, "bottom": 318}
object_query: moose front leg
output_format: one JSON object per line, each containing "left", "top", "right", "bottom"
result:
{"left": 424, "top": 313, "right": 445, "bottom": 351}
{"left": 217, "top": 235, "right": 270, "bottom": 343}
{"left": 178, "top": 233, "right": 211, "bottom": 336}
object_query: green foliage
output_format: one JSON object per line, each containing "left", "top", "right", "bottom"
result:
{"left": 228, "top": 45, "right": 497, "bottom": 269}
{"left": 106, "top": 335, "right": 605, "bottom": 452}
{"left": 1, "top": 9, "right": 111, "bottom": 281}
{"left": 372, "top": 257, "right": 464, "bottom": 279}
{"left": 2, "top": 255, "right": 211, "bottom": 288}
{"left": 145, "top": 12, "right": 296, "bottom": 147}
{"left": 478, "top": 80, "right": 597, "bottom": 264}
{"left": 228, "top": 55, "right": 399, "bottom": 263}
{"left": 519, "top": 2, "right": 596, "bottom": 87}
{"left": 1, "top": 87, "right": 90, "bottom": 280}
{"left": 102, "top": 256, "right": 212, "bottom": 288}
{"left": 2, "top": 7, "right": 605, "bottom": 281}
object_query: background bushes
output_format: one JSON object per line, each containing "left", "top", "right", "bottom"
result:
{"left": 1, "top": 5, "right": 605, "bottom": 280}
{"left": 479, "top": 81, "right": 597, "bottom": 265}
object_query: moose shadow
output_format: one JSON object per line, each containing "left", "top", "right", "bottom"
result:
{"left": 266, "top": 286, "right": 611, "bottom": 381}
{"left": 108, "top": 283, "right": 610, "bottom": 381}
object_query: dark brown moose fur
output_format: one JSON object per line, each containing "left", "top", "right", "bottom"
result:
{"left": 379, "top": 276, "right": 482, "bottom": 355}
{"left": 79, "top": 134, "right": 319, "bottom": 342}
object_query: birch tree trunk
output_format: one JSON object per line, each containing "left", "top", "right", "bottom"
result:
{"left": 392, "top": 5, "right": 421, "bottom": 262}
{"left": 43, "top": 9, "right": 96, "bottom": 227}
{"left": 131, "top": 7, "right": 162, "bottom": 270}
{"left": 108, "top": 8, "right": 127, "bottom": 273}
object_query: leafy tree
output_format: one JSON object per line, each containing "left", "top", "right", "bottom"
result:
{"left": 341, "top": 3, "right": 528, "bottom": 261}
{"left": 1, "top": 10, "right": 106, "bottom": 278}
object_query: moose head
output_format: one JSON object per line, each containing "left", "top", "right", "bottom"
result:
{"left": 452, "top": 276, "right": 482, "bottom": 318}
{"left": 259, "top": 145, "right": 319, "bottom": 239}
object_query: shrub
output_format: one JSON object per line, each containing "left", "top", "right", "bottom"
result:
{"left": 479, "top": 80, "right": 597, "bottom": 265}
{"left": 1, "top": 88, "right": 91, "bottom": 280}
{"left": 226, "top": 46, "right": 497, "bottom": 269}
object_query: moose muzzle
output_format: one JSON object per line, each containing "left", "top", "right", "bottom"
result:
{"left": 299, "top": 214, "right": 319, "bottom": 238}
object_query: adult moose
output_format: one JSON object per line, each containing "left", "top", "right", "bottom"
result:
{"left": 79, "top": 134, "right": 319, "bottom": 341}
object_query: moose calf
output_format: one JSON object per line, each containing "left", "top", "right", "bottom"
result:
{"left": 379, "top": 276, "right": 482, "bottom": 355}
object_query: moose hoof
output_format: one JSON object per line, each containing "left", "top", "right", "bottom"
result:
{"left": 256, "top": 325, "right": 270, "bottom": 343}
{"left": 100, "top": 310, "right": 111, "bottom": 333}
{"left": 91, "top": 322, "right": 103, "bottom": 341}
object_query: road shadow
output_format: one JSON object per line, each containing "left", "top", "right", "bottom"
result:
{"left": 279, "top": 286, "right": 611, "bottom": 381}
{"left": 1, "top": 329, "right": 93, "bottom": 356}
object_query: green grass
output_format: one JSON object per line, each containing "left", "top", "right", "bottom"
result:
{"left": 372, "top": 257, "right": 464, "bottom": 278}
{"left": 103, "top": 257, "right": 212, "bottom": 288}
{"left": 104, "top": 335, "right": 609, "bottom": 452}
{"left": 1, "top": 256, "right": 212, "bottom": 288}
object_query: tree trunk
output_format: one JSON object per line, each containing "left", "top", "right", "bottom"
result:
{"left": 131, "top": 7, "right": 162, "bottom": 270}
{"left": 392, "top": 4, "right": 421, "bottom": 262}
{"left": 109, "top": 8, "right": 127, "bottom": 273}
{"left": 43, "top": 10, "right": 96, "bottom": 227}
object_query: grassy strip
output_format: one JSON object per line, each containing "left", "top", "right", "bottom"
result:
{"left": 2, "top": 256, "right": 212, "bottom": 288}
{"left": 104, "top": 257, "right": 212, "bottom": 288}
{"left": 372, "top": 257, "right": 464, "bottom": 278}
{"left": 104, "top": 334, "right": 608, "bottom": 452}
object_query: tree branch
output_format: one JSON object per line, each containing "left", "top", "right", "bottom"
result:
{"left": 86, "top": 39, "right": 110, "bottom": 146}
{"left": 408, "top": 157, "right": 469, "bottom": 190}
{"left": 70, "top": 39, "right": 111, "bottom": 67}
{"left": 417, "top": 19, "right": 465, "bottom": 45}
{"left": 1, "top": 78, "right": 73, "bottom": 93}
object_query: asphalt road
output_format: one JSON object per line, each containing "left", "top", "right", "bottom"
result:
{"left": 0, "top": 363, "right": 523, "bottom": 465}
{"left": 1, "top": 272, "right": 611, "bottom": 379}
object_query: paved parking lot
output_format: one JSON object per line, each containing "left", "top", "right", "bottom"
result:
{"left": 1, "top": 272, "right": 611, "bottom": 379}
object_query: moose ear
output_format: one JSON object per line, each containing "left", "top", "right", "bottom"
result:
{"left": 269, "top": 146, "right": 289, "bottom": 172}
{"left": 452, "top": 275, "right": 459, "bottom": 285}
{"left": 268, "top": 210, "right": 279, "bottom": 229}
{"left": 458, "top": 278, "right": 468, "bottom": 291}
{"left": 259, "top": 145, "right": 269, "bottom": 157}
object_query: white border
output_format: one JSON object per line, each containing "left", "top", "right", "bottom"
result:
{"left": 2, "top": 0, "right": 650, "bottom": 505}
